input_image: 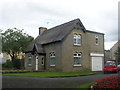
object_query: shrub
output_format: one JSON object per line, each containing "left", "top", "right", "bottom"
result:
{"left": 2, "top": 59, "right": 24, "bottom": 69}
{"left": 12, "top": 59, "right": 24, "bottom": 69}
{"left": 2, "top": 59, "right": 13, "bottom": 68}
{"left": 91, "top": 76, "right": 120, "bottom": 89}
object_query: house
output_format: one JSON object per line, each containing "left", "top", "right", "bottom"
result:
{"left": 110, "top": 40, "right": 120, "bottom": 61}
{"left": 24, "top": 19, "right": 104, "bottom": 72}
{"left": 104, "top": 50, "right": 111, "bottom": 62}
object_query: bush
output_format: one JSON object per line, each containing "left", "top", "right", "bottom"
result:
{"left": 13, "top": 59, "right": 24, "bottom": 69}
{"left": 2, "top": 59, "right": 24, "bottom": 69}
{"left": 91, "top": 76, "right": 120, "bottom": 89}
{"left": 2, "top": 59, "right": 13, "bottom": 68}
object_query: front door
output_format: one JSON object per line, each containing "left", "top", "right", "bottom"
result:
{"left": 35, "top": 56, "right": 38, "bottom": 71}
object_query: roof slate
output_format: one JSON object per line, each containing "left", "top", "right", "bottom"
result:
{"left": 25, "top": 18, "right": 104, "bottom": 54}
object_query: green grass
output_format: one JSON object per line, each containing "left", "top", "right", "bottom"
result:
{"left": 77, "top": 82, "right": 93, "bottom": 89}
{"left": 3, "top": 71, "right": 97, "bottom": 78}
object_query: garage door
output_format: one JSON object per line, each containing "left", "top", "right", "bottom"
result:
{"left": 92, "top": 57, "right": 103, "bottom": 71}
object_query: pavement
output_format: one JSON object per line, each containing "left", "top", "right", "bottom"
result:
{"left": 2, "top": 73, "right": 119, "bottom": 88}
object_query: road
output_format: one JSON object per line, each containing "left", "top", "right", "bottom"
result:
{"left": 2, "top": 73, "right": 119, "bottom": 88}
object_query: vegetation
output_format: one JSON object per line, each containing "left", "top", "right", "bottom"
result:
{"left": 2, "top": 28, "right": 34, "bottom": 61}
{"left": 91, "top": 76, "right": 120, "bottom": 89}
{"left": 2, "top": 28, "right": 34, "bottom": 68}
{"left": 3, "top": 71, "right": 97, "bottom": 78}
{"left": 2, "top": 59, "right": 14, "bottom": 68}
{"left": 77, "top": 82, "right": 93, "bottom": 89}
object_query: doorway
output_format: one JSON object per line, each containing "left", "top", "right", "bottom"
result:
{"left": 35, "top": 55, "right": 38, "bottom": 71}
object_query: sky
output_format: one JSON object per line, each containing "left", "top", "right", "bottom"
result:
{"left": 0, "top": 0, "right": 119, "bottom": 50}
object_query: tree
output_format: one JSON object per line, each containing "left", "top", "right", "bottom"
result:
{"left": 114, "top": 47, "right": 120, "bottom": 64}
{"left": 2, "top": 28, "right": 34, "bottom": 61}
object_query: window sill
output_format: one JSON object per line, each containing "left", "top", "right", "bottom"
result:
{"left": 28, "top": 64, "right": 32, "bottom": 66}
{"left": 73, "top": 64, "right": 82, "bottom": 66}
{"left": 73, "top": 44, "right": 81, "bottom": 46}
{"left": 96, "top": 44, "right": 99, "bottom": 45}
{"left": 50, "top": 65, "right": 56, "bottom": 67}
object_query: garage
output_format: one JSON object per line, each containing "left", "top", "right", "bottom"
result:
{"left": 90, "top": 53, "right": 104, "bottom": 71}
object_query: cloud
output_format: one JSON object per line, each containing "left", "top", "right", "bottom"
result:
{"left": 0, "top": 0, "right": 119, "bottom": 50}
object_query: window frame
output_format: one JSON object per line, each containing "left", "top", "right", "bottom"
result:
{"left": 50, "top": 52, "right": 56, "bottom": 66}
{"left": 28, "top": 54, "right": 32, "bottom": 66}
{"left": 73, "top": 53, "right": 82, "bottom": 66}
{"left": 73, "top": 34, "right": 81, "bottom": 46}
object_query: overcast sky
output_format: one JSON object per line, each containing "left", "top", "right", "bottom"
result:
{"left": 0, "top": 0, "right": 119, "bottom": 50}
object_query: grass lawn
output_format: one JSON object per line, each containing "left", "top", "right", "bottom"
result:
{"left": 77, "top": 82, "right": 93, "bottom": 89}
{"left": 3, "top": 71, "right": 97, "bottom": 78}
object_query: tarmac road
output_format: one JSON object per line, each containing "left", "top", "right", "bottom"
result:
{"left": 2, "top": 73, "right": 118, "bottom": 88}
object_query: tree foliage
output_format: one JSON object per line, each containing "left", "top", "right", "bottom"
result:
{"left": 2, "top": 28, "right": 34, "bottom": 61}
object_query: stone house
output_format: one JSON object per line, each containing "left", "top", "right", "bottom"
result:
{"left": 104, "top": 50, "right": 111, "bottom": 62}
{"left": 24, "top": 19, "right": 104, "bottom": 72}
{"left": 110, "top": 40, "right": 120, "bottom": 61}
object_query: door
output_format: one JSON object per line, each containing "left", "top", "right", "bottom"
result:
{"left": 36, "top": 56, "right": 38, "bottom": 71}
{"left": 92, "top": 57, "right": 103, "bottom": 71}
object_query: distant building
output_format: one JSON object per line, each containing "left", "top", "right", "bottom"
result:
{"left": 110, "top": 40, "right": 120, "bottom": 60}
{"left": 0, "top": 53, "right": 7, "bottom": 64}
{"left": 0, "top": 52, "right": 25, "bottom": 64}
{"left": 104, "top": 50, "right": 111, "bottom": 61}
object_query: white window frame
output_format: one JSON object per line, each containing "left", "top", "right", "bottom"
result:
{"left": 50, "top": 52, "right": 56, "bottom": 66}
{"left": 95, "top": 36, "right": 99, "bottom": 45}
{"left": 73, "top": 53, "right": 82, "bottom": 66}
{"left": 73, "top": 34, "right": 81, "bottom": 46}
{"left": 28, "top": 54, "right": 32, "bottom": 66}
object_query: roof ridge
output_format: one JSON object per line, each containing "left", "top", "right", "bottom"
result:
{"left": 47, "top": 18, "right": 80, "bottom": 31}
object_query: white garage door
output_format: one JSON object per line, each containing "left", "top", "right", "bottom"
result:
{"left": 92, "top": 57, "right": 103, "bottom": 71}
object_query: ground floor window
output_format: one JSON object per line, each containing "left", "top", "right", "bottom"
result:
{"left": 73, "top": 53, "right": 82, "bottom": 66}
{"left": 41, "top": 57, "right": 44, "bottom": 65}
{"left": 50, "top": 52, "right": 56, "bottom": 66}
{"left": 28, "top": 54, "right": 32, "bottom": 65}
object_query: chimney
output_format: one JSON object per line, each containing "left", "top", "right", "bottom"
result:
{"left": 39, "top": 27, "right": 47, "bottom": 35}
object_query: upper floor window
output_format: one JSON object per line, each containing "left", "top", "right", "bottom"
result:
{"left": 73, "top": 53, "right": 82, "bottom": 66}
{"left": 95, "top": 36, "right": 99, "bottom": 45}
{"left": 73, "top": 34, "right": 81, "bottom": 45}
{"left": 50, "top": 52, "right": 56, "bottom": 66}
{"left": 28, "top": 54, "right": 32, "bottom": 65}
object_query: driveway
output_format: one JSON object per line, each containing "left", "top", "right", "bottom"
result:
{"left": 2, "top": 73, "right": 118, "bottom": 88}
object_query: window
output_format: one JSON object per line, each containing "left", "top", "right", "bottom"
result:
{"left": 73, "top": 34, "right": 81, "bottom": 45}
{"left": 28, "top": 54, "right": 32, "bottom": 65}
{"left": 73, "top": 53, "right": 82, "bottom": 66}
{"left": 95, "top": 36, "right": 99, "bottom": 45}
{"left": 41, "top": 57, "right": 44, "bottom": 65}
{"left": 50, "top": 52, "right": 56, "bottom": 66}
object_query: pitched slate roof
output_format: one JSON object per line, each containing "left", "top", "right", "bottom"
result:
{"left": 25, "top": 18, "right": 86, "bottom": 53}
{"left": 25, "top": 18, "right": 104, "bottom": 54}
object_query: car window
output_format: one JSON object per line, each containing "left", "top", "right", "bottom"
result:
{"left": 105, "top": 63, "right": 116, "bottom": 65}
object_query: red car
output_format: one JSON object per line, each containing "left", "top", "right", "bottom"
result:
{"left": 104, "top": 61, "right": 118, "bottom": 73}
